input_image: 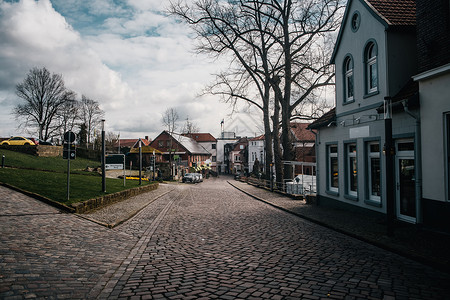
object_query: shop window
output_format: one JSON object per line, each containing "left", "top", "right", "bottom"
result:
{"left": 367, "top": 142, "right": 381, "bottom": 205}
{"left": 346, "top": 143, "right": 358, "bottom": 198}
{"left": 327, "top": 144, "right": 339, "bottom": 193}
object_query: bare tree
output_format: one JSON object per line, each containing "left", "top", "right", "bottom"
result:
{"left": 181, "top": 117, "right": 200, "bottom": 134}
{"left": 14, "top": 67, "right": 72, "bottom": 140}
{"left": 162, "top": 107, "right": 180, "bottom": 179}
{"left": 105, "top": 131, "right": 120, "bottom": 153}
{"left": 169, "top": 0, "right": 278, "bottom": 179}
{"left": 80, "top": 95, "right": 104, "bottom": 148}
{"left": 54, "top": 91, "right": 79, "bottom": 139}
{"left": 169, "top": 0, "right": 343, "bottom": 181}
{"left": 162, "top": 108, "right": 179, "bottom": 135}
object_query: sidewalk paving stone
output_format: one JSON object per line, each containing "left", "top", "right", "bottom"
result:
{"left": 1, "top": 178, "right": 450, "bottom": 299}
{"left": 229, "top": 179, "right": 450, "bottom": 273}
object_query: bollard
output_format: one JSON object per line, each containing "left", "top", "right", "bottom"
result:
{"left": 1, "top": 154, "right": 4, "bottom": 168}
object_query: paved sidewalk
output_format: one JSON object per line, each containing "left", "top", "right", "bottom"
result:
{"left": 229, "top": 179, "right": 450, "bottom": 274}
{"left": 80, "top": 183, "right": 174, "bottom": 227}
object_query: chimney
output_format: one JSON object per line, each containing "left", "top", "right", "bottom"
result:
{"left": 145, "top": 136, "right": 149, "bottom": 140}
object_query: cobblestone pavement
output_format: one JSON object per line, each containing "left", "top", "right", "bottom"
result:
{"left": 1, "top": 179, "right": 450, "bottom": 299}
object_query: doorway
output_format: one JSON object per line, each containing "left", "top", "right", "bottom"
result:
{"left": 395, "top": 140, "right": 416, "bottom": 223}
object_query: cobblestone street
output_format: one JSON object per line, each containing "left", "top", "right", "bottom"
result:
{"left": 1, "top": 178, "right": 450, "bottom": 299}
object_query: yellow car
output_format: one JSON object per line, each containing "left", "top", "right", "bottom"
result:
{"left": 1, "top": 136, "right": 36, "bottom": 146}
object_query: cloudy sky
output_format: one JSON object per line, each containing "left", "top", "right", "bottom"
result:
{"left": 0, "top": 0, "right": 263, "bottom": 139}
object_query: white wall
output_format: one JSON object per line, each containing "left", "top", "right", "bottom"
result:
{"left": 419, "top": 71, "right": 450, "bottom": 202}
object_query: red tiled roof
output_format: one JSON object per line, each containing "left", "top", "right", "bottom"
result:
{"left": 114, "top": 139, "right": 137, "bottom": 147}
{"left": 290, "top": 123, "right": 316, "bottom": 141}
{"left": 249, "top": 134, "right": 265, "bottom": 141}
{"left": 366, "top": 0, "right": 416, "bottom": 26}
{"left": 182, "top": 133, "right": 217, "bottom": 142}
{"left": 114, "top": 138, "right": 151, "bottom": 148}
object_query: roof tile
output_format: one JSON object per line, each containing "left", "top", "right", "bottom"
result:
{"left": 366, "top": 0, "right": 416, "bottom": 26}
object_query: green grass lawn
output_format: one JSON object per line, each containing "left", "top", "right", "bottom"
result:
{"left": 0, "top": 148, "right": 98, "bottom": 172}
{"left": 0, "top": 149, "right": 151, "bottom": 205}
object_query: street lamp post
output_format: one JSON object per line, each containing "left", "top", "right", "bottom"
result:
{"left": 101, "top": 119, "right": 106, "bottom": 193}
{"left": 139, "top": 138, "right": 142, "bottom": 185}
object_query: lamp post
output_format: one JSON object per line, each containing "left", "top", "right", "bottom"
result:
{"left": 139, "top": 138, "right": 142, "bottom": 185}
{"left": 384, "top": 97, "right": 395, "bottom": 236}
{"left": 101, "top": 119, "right": 106, "bottom": 193}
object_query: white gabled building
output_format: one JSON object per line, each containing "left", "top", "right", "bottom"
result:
{"left": 248, "top": 135, "right": 265, "bottom": 175}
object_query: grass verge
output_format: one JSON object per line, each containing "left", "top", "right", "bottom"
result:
{"left": 0, "top": 149, "right": 151, "bottom": 206}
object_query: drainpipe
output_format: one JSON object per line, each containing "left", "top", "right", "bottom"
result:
{"left": 308, "top": 128, "right": 319, "bottom": 205}
{"left": 384, "top": 97, "right": 395, "bottom": 236}
{"left": 402, "top": 99, "right": 422, "bottom": 224}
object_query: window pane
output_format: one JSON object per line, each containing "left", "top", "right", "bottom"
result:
{"left": 330, "top": 145, "right": 338, "bottom": 153}
{"left": 350, "top": 157, "right": 357, "bottom": 192}
{"left": 398, "top": 142, "right": 414, "bottom": 151}
{"left": 347, "top": 75, "right": 354, "bottom": 98}
{"left": 370, "top": 143, "right": 379, "bottom": 153}
{"left": 331, "top": 157, "right": 338, "bottom": 188}
{"left": 371, "top": 157, "right": 381, "bottom": 196}
{"left": 370, "top": 63, "right": 377, "bottom": 89}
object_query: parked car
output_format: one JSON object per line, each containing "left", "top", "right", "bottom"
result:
{"left": 182, "top": 173, "right": 196, "bottom": 183}
{"left": 193, "top": 173, "right": 203, "bottom": 182}
{"left": 0, "top": 136, "right": 36, "bottom": 146}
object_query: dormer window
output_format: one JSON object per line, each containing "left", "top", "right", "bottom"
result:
{"left": 344, "top": 56, "right": 354, "bottom": 103}
{"left": 365, "top": 41, "right": 378, "bottom": 94}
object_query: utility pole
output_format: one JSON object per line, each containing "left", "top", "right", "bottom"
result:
{"left": 101, "top": 119, "right": 106, "bottom": 193}
{"left": 139, "top": 138, "right": 142, "bottom": 185}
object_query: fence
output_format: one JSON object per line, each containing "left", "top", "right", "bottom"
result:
{"left": 243, "top": 162, "right": 316, "bottom": 196}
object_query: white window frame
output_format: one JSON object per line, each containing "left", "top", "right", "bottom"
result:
{"left": 367, "top": 142, "right": 381, "bottom": 204}
{"left": 344, "top": 57, "right": 354, "bottom": 103}
{"left": 327, "top": 144, "right": 339, "bottom": 193}
{"left": 346, "top": 143, "right": 358, "bottom": 197}
{"left": 446, "top": 114, "right": 450, "bottom": 201}
{"left": 365, "top": 42, "right": 378, "bottom": 94}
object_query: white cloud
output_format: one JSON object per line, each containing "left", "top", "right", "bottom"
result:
{"left": 0, "top": 0, "right": 262, "bottom": 139}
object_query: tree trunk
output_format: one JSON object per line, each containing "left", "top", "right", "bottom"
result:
{"left": 270, "top": 77, "right": 284, "bottom": 188}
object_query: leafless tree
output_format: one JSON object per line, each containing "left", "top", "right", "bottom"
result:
{"left": 170, "top": 0, "right": 343, "bottom": 181}
{"left": 169, "top": 0, "right": 279, "bottom": 179}
{"left": 181, "top": 117, "right": 200, "bottom": 134}
{"left": 162, "top": 108, "right": 179, "bottom": 135}
{"left": 54, "top": 91, "right": 79, "bottom": 139}
{"left": 80, "top": 95, "right": 104, "bottom": 148}
{"left": 14, "top": 67, "right": 73, "bottom": 141}
{"left": 105, "top": 131, "right": 120, "bottom": 153}
{"left": 162, "top": 107, "right": 180, "bottom": 178}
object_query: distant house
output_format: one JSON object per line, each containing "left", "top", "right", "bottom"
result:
{"left": 247, "top": 123, "right": 315, "bottom": 177}
{"left": 290, "top": 123, "right": 316, "bottom": 175}
{"left": 230, "top": 137, "right": 249, "bottom": 175}
{"left": 150, "top": 131, "right": 211, "bottom": 179}
{"left": 248, "top": 135, "right": 265, "bottom": 175}
{"left": 113, "top": 137, "right": 151, "bottom": 154}
{"left": 128, "top": 144, "right": 163, "bottom": 171}
{"left": 182, "top": 133, "right": 217, "bottom": 172}
{"left": 216, "top": 132, "right": 240, "bottom": 174}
